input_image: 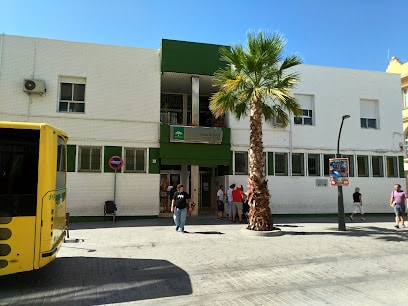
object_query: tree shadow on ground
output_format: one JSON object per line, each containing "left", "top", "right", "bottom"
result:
{"left": 68, "top": 216, "right": 240, "bottom": 230}
{"left": 0, "top": 257, "right": 192, "bottom": 305}
{"left": 69, "top": 215, "right": 394, "bottom": 230}
{"left": 280, "top": 225, "right": 408, "bottom": 242}
{"left": 185, "top": 230, "right": 224, "bottom": 234}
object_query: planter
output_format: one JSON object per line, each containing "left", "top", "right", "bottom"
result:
{"left": 241, "top": 227, "right": 283, "bottom": 237}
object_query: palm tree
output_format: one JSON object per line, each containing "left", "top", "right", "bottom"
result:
{"left": 210, "top": 32, "right": 302, "bottom": 231}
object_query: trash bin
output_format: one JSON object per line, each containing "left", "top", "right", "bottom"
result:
{"left": 104, "top": 201, "right": 117, "bottom": 221}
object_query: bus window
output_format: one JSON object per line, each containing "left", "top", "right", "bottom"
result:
{"left": 0, "top": 129, "right": 39, "bottom": 217}
{"left": 56, "top": 136, "right": 66, "bottom": 190}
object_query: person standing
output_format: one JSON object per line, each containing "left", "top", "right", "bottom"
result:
{"left": 226, "top": 184, "right": 235, "bottom": 221}
{"left": 171, "top": 184, "right": 193, "bottom": 233}
{"left": 389, "top": 184, "right": 407, "bottom": 229}
{"left": 232, "top": 185, "right": 245, "bottom": 222}
{"left": 349, "top": 187, "right": 365, "bottom": 221}
{"left": 160, "top": 177, "right": 170, "bottom": 212}
{"left": 216, "top": 185, "right": 225, "bottom": 219}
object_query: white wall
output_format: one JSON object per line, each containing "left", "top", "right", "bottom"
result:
{"left": 227, "top": 64, "right": 405, "bottom": 214}
{"left": 67, "top": 173, "right": 160, "bottom": 216}
{"left": 0, "top": 35, "right": 161, "bottom": 216}
{"left": 1, "top": 35, "right": 404, "bottom": 216}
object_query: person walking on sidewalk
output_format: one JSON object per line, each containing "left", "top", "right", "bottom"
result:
{"left": 232, "top": 185, "right": 245, "bottom": 222}
{"left": 171, "top": 184, "right": 193, "bottom": 233}
{"left": 226, "top": 184, "right": 235, "bottom": 220}
{"left": 350, "top": 187, "right": 365, "bottom": 221}
{"left": 389, "top": 184, "right": 407, "bottom": 229}
{"left": 216, "top": 185, "right": 226, "bottom": 219}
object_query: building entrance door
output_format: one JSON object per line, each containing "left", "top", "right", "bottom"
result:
{"left": 200, "top": 172, "right": 212, "bottom": 208}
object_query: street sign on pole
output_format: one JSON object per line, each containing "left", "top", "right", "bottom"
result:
{"left": 108, "top": 156, "right": 123, "bottom": 171}
{"left": 108, "top": 156, "right": 123, "bottom": 207}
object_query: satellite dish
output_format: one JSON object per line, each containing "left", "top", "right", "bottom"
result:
{"left": 24, "top": 80, "right": 36, "bottom": 90}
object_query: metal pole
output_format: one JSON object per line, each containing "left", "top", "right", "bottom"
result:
{"left": 336, "top": 115, "right": 350, "bottom": 231}
{"left": 114, "top": 169, "right": 117, "bottom": 205}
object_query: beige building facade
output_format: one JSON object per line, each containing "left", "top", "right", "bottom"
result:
{"left": 387, "top": 57, "right": 408, "bottom": 186}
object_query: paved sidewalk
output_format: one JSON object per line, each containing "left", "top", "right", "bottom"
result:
{"left": 1, "top": 215, "right": 407, "bottom": 305}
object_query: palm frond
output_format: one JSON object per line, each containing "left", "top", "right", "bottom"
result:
{"left": 211, "top": 31, "right": 302, "bottom": 122}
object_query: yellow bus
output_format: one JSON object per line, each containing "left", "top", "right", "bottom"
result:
{"left": 0, "top": 121, "right": 68, "bottom": 276}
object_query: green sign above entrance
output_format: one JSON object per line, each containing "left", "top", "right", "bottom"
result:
{"left": 172, "top": 126, "right": 185, "bottom": 141}
{"left": 170, "top": 125, "right": 223, "bottom": 144}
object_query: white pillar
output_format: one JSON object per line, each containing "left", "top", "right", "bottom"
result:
{"left": 191, "top": 76, "right": 199, "bottom": 126}
{"left": 190, "top": 165, "right": 199, "bottom": 216}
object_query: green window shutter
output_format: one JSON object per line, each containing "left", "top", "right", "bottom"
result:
{"left": 228, "top": 150, "right": 233, "bottom": 175}
{"left": 67, "top": 145, "right": 76, "bottom": 172}
{"left": 268, "top": 152, "right": 274, "bottom": 176}
{"left": 104, "top": 146, "right": 122, "bottom": 173}
{"left": 149, "top": 148, "right": 160, "bottom": 174}
{"left": 399, "top": 156, "right": 404, "bottom": 178}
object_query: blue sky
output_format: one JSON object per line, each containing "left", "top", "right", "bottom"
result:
{"left": 1, "top": 0, "right": 407, "bottom": 71}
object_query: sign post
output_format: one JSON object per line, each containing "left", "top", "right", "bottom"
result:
{"left": 108, "top": 156, "right": 123, "bottom": 205}
{"left": 330, "top": 157, "right": 349, "bottom": 231}
{"left": 329, "top": 158, "right": 349, "bottom": 187}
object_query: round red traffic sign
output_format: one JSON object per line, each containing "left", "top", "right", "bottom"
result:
{"left": 108, "top": 155, "right": 123, "bottom": 170}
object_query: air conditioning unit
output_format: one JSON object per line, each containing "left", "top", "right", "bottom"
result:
{"left": 23, "top": 79, "right": 46, "bottom": 95}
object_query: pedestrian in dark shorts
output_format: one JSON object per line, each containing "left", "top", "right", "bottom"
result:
{"left": 216, "top": 185, "right": 225, "bottom": 219}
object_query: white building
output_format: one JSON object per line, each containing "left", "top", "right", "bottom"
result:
{"left": 0, "top": 34, "right": 404, "bottom": 217}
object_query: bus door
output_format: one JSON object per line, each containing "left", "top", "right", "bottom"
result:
{"left": 0, "top": 128, "right": 39, "bottom": 275}
{"left": 37, "top": 133, "right": 67, "bottom": 269}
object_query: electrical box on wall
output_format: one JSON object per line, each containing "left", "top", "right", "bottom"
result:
{"left": 23, "top": 79, "right": 46, "bottom": 95}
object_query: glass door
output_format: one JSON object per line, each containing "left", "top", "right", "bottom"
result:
{"left": 200, "top": 172, "right": 212, "bottom": 208}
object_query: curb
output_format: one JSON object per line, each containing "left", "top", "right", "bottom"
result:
{"left": 241, "top": 227, "right": 283, "bottom": 237}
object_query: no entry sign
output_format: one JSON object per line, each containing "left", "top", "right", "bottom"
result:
{"left": 108, "top": 155, "right": 123, "bottom": 171}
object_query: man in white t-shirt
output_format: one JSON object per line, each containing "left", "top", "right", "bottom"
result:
{"left": 226, "top": 184, "right": 235, "bottom": 220}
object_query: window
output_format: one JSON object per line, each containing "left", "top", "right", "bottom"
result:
{"left": 56, "top": 136, "right": 66, "bottom": 189}
{"left": 371, "top": 156, "right": 384, "bottom": 177}
{"left": 59, "top": 77, "right": 86, "bottom": 113}
{"left": 292, "top": 153, "right": 304, "bottom": 176}
{"left": 386, "top": 156, "right": 398, "bottom": 177}
{"left": 235, "top": 152, "right": 248, "bottom": 174}
{"left": 360, "top": 118, "right": 377, "bottom": 129}
{"left": 360, "top": 99, "right": 378, "bottom": 129}
{"left": 294, "top": 94, "right": 314, "bottom": 125}
{"left": 271, "top": 116, "right": 285, "bottom": 127}
{"left": 342, "top": 155, "right": 354, "bottom": 177}
{"left": 160, "top": 93, "right": 183, "bottom": 124}
{"left": 78, "top": 146, "right": 101, "bottom": 172}
{"left": 124, "top": 148, "right": 146, "bottom": 173}
{"left": 199, "top": 96, "right": 214, "bottom": 127}
{"left": 403, "top": 88, "right": 408, "bottom": 109}
{"left": 161, "top": 94, "right": 216, "bottom": 127}
{"left": 405, "top": 132, "right": 408, "bottom": 157}
{"left": 275, "top": 153, "right": 288, "bottom": 176}
{"left": 357, "top": 155, "right": 369, "bottom": 177}
{"left": 294, "top": 109, "right": 313, "bottom": 125}
{"left": 308, "top": 154, "right": 320, "bottom": 176}
{"left": 323, "top": 154, "right": 335, "bottom": 176}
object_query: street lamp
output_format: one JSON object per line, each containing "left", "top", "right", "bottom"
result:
{"left": 336, "top": 114, "right": 350, "bottom": 231}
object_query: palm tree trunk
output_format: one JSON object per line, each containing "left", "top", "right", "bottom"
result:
{"left": 247, "top": 97, "right": 274, "bottom": 231}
